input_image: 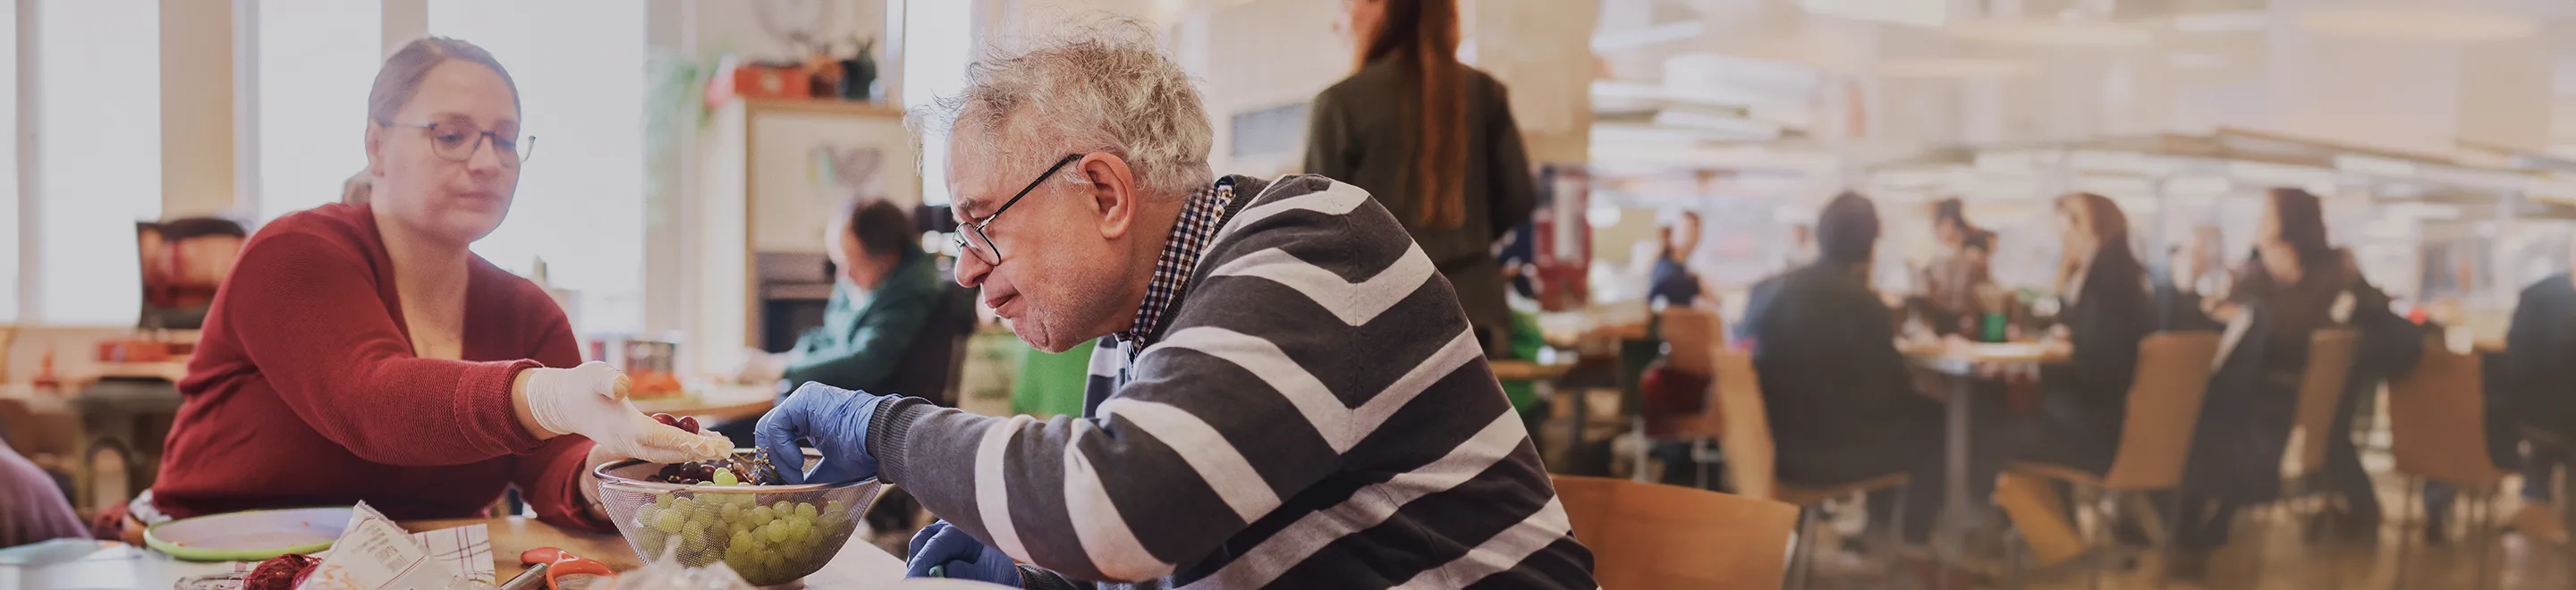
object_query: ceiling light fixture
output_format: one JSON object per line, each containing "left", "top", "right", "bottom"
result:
{"left": 1945, "top": 17, "right": 2156, "bottom": 46}
{"left": 1874, "top": 57, "right": 2037, "bottom": 78}
{"left": 2296, "top": 6, "right": 2537, "bottom": 43}
{"left": 2170, "top": 11, "right": 2269, "bottom": 34}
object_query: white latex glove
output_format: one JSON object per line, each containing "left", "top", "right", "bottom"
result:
{"left": 524, "top": 361, "right": 731, "bottom": 463}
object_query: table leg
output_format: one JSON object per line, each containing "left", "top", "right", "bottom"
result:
{"left": 1940, "top": 374, "right": 1973, "bottom": 582}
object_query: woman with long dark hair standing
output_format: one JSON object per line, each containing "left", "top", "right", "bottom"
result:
{"left": 1308, "top": 0, "right": 1537, "bottom": 354}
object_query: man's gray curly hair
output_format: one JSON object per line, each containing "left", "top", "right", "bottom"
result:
{"left": 918, "top": 20, "right": 1215, "bottom": 201}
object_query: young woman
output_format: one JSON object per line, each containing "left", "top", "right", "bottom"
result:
{"left": 1996, "top": 193, "right": 2156, "bottom": 565}
{"left": 1307, "top": 0, "right": 1537, "bottom": 355}
{"left": 140, "top": 38, "right": 722, "bottom": 534}
{"left": 2175, "top": 188, "right": 2402, "bottom": 577}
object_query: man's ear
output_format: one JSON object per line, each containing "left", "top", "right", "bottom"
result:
{"left": 1082, "top": 154, "right": 1142, "bottom": 240}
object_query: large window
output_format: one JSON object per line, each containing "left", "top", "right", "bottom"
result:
{"left": 36, "top": 0, "right": 161, "bottom": 324}
{"left": 256, "top": 0, "right": 380, "bottom": 221}
{"left": 902, "top": 0, "right": 972, "bottom": 206}
{"left": 0, "top": 2, "right": 18, "bottom": 322}
{"left": 430, "top": 0, "right": 646, "bottom": 334}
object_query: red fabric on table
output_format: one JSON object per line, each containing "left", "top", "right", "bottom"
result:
{"left": 152, "top": 203, "right": 610, "bottom": 532}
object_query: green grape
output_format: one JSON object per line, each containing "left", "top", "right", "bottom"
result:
{"left": 678, "top": 530, "right": 707, "bottom": 554}
{"left": 669, "top": 496, "right": 698, "bottom": 518}
{"left": 654, "top": 508, "right": 686, "bottom": 534}
{"left": 794, "top": 502, "right": 818, "bottom": 519}
{"left": 783, "top": 543, "right": 809, "bottom": 564}
{"left": 654, "top": 493, "right": 674, "bottom": 509}
{"left": 763, "top": 520, "right": 790, "bottom": 544}
{"left": 772, "top": 501, "right": 792, "bottom": 514}
{"left": 731, "top": 530, "right": 757, "bottom": 552}
{"left": 635, "top": 530, "right": 666, "bottom": 556}
{"left": 634, "top": 505, "right": 662, "bottom": 529}
{"left": 787, "top": 518, "right": 814, "bottom": 541}
{"left": 765, "top": 553, "right": 785, "bottom": 572}
{"left": 712, "top": 469, "right": 738, "bottom": 486}
{"left": 750, "top": 506, "right": 776, "bottom": 526}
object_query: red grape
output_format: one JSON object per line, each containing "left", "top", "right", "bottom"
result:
{"left": 652, "top": 413, "right": 679, "bottom": 427}
{"left": 678, "top": 416, "right": 699, "bottom": 432}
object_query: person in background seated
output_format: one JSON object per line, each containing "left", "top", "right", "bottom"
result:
{"left": 1915, "top": 198, "right": 1990, "bottom": 336}
{"left": 141, "top": 38, "right": 718, "bottom": 537}
{"left": 2499, "top": 239, "right": 2576, "bottom": 544}
{"left": 1996, "top": 193, "right": 2157, "bottom": 565}
{"left": 2178, "top": 188, "right": 2410, "bottom": 577}
{"left": 0, "top": 441, "right": 83, "bottom": 548}
{"left": 730, "top": 198, "right": 946, "bottom": 402}
{"left": 1737, "top": 192, "right": 1958, "bottom": 544}
{"left": 2156, "top": 225, "right": 2225, "bottom": 332}
{"left": 1647, "top": 210, "right": 1705, "bottom": 309}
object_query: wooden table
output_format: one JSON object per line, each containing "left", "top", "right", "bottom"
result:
{"left": 633, "top": 383, "right": 781, "bottom": 424}
{"left": 402, "top": 516, "right": 904, "bottom": 587}
{"left": 1901, "top": 341, "right": 2069, "bottom": 570}
{"left": 1490, "top": 359, "right": 1576, "bottom": 382}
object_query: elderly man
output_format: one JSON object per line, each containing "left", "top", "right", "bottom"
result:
{"left": 755, "top": 27, "right": 1595, "bottom": 589}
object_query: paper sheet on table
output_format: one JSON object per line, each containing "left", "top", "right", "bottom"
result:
{"left": 293, "top": 502, "right": 490, "bottom": 590}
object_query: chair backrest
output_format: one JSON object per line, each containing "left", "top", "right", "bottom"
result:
{"left": 888, "top": 282, "right": 979, "bottom": 407}
{"left": 1553, "top": 474, "right": 1797, "bottom": 590}
{"left": 2103, "top": 332, "right": 2223, "bottom": 489}
{"left": 1711, "top": 350, "right": 1777, "bottom": 501}
{"left": 2387, "top": 336, "right": 2510, "bottom": 485}
{"left": 2288, "top": 328, "right": 2360, "bottom": 476}
{"left": 1656, "top": 308, "right": 1728, "bottom": 440}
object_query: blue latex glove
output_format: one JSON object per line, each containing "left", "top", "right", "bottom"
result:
{"left": 752, "top": 382, "right": 889, "bottom": 485}
{"left": 905, "top": 521, "right": 1021, "bottom": 585}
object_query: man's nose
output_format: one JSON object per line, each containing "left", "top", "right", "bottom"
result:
{"left": 954, "top": 252, "right": 992, "bottom": 288}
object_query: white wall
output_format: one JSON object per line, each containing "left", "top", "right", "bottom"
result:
{"left": 162, "top": 0, "right": 234, "bottom": 218}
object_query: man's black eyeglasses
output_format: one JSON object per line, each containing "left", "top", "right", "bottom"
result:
{"left": 952, "top": 154, "right": 1082, "bottom": 265}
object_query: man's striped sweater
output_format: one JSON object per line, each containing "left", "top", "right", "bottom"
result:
{"left": 867, "top": 174, "right": 1596, "bottom": 589}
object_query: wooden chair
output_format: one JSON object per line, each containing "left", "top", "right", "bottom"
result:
{"left": 1998, "top": 332, "right": 2221, "bottom": 586}
{"left": 2277, "top": 329, "right": 2359, "bottom": 526}
{"left": 1711, "top": 350, "right": 1911, "bottom": 589}
{"left": 2386, "top": 339, "right": 2513, "bottom": 589}
{"left": 1555, "top": 475, "right": 1798, "bottom": 589}
{"left": 1649, "top": 308, "right": 1726, "bottom": 486}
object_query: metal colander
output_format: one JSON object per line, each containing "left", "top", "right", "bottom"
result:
{"left": 594, "top": 451, "right": 882, "bottom": 586}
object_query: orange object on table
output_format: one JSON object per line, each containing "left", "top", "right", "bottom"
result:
{"left": 521, "top": 547, "right": 616, "bottom": 590}
{"left": 625, "top": 371, "right": 684, "bottom": 400}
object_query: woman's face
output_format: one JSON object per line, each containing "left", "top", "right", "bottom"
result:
{"left": 1337, "top": 0, "right": 1387, "bottom": 59}
{"left": 366, "top": 61, "right": 521, "bottom": 247}
{"left": 2055, "top": 204, "right": 2094, "bottom": 259}
{"left": 1936, "top": 219, "right": 1965, "bottom": 249}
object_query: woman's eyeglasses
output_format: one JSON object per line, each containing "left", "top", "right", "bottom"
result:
{"left": 382, "top": 121, "right": 536, "bottom": 167}
{"left": 952, "top": 154, "right": 1083, "bottom": 265}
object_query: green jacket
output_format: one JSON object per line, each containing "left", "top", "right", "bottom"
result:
{"left": 781, "top": 250, "right": 943, "bottom": 391}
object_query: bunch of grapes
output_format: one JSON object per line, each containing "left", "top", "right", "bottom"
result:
{"left": 630, "top": 491, "right": 857, "bottom": 585}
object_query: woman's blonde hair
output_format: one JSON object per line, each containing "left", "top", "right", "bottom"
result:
{"left": 368, "top": 37, "right": 519, "bottom": 123}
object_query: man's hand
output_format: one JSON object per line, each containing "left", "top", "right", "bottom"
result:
{"left": 905, "top": 521, "right": 1021, "bottom": 585}
{"left": 752, "top": 383, "right": 889, "bottom": 485}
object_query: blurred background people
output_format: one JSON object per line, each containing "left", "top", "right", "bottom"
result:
{"left": 0, "top": 441, "right": 84, "bottom": 548}
{"left": 1307, "top": 0, "right": 1535, "bottom": 356}
{"left": 2178, "top": 188, "right": 2414, "bottom": 577}
{"left": 727, "top": 198, "right": 947, "bottom": 406}
{"left": 1995, "top": 192, "right": 2157, "bottom": 565}
{"left": 1648, "top": 210, "right": 1705, "bottom": 309}
{"left": 1738, "top": 192, "right": 1955, "bottom": 544}
{"left": 1914, "top": 198, "right": 1996, "bottom": 337}
{"left": 2502, "top": 239, "right": 2576, "bottom": 544}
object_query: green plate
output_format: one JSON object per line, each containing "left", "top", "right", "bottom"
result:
{"left": 144, "top": 506, "right": 352, "bottom": 562}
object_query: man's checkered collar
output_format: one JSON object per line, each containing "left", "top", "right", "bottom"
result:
{"left": 1114, "top": 180, "right": 1235, "bottom": 350}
